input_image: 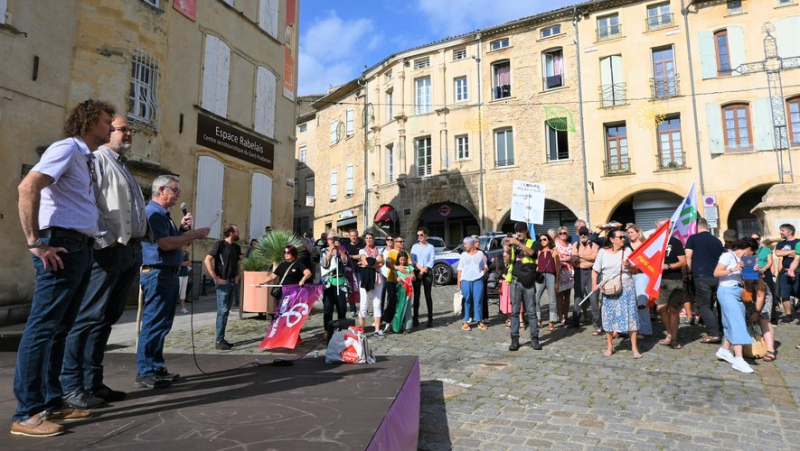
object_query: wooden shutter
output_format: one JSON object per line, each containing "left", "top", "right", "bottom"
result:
{"left": 258, "top": 0, "right": 279, "bottom": 39}
{"left": 727, "top": 26, "right": 745, "bottom": 76}
{"left": 202, "top": 35, "right": 230, "bottom": 117}
{"left": 201, "top": 36, "right": 219, "bottom": 112}
{"left": 330, "top": 171, "right": 338, "bottom": 199}
{"left": 346, "top": 165, "right": 354, "bottom": 195}
{"left": 255, "top": 66, "right": 276, "bottom": 138}
{"left": 705, "top": 103, "right": 724, "bottom": 154}
{"left": 249, "top": 172, "right": 273, "bottom": 240}
{"left": 196, "top": 156, "right": 225, "bottom": 238}
{"left": 776, "top": 17, "right": 800, "bottom": 59}
{"left": 0, "top": 0, "right": 7, "bottom": 25}
{"left": 698, "top": 31, "right": 717, "bottom": 80}
{"left": 753, "top": 98, "right": 775, "bottom": 151}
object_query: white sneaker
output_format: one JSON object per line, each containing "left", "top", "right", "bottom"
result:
{"left": 715, "top": 347, "right": 735, "bottom": 364}
{"left": 731, "top": 357, "right": 754, "bottom": 374}
{"left": 374, "top": 330, "right": 385, "bottom": 338}
{"left": 180, "top": 308, "right": 189, "bottom": 314}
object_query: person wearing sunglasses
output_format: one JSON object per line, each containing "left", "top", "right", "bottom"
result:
{"left": 554, "top": 226, "right": 575, "bottom": 326}
{"left": 411, "top": 227, "right": 436, "bottom": 328}
{"left": 535, "top": 234, "right": 560, "bottom": 332}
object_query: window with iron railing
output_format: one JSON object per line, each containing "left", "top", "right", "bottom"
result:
{"left": 651, "top": 46, "right": 679, "bottom": 99}
{"left": 646, "top": 3, "right": 672, "bottom": 30}
{"left": 605, "top": 124, "right": 630, "bottom": 175}
{"left": 453, "top": 47, "right": 467, "bottom": 60}
{"left": 597, "top": 14, "right": 621, "bottom": 41}
{"left": 492, "top": 61, "right": 511, "bottom": 100}
{"left": 657, "top": 116, "right": 685, "bottom": 169}
{"left": 128, "top": 49, "right": 161, "bottom": 128}
{"left": 543, "top": 49, "right": 564, "bottom": 90}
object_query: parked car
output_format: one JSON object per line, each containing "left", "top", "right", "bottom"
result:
{"left": 432, "top": 232, "right": 509, "bottom": 285}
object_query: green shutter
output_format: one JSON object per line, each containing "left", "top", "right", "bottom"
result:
{"left": 698, "top": 31, "right": 717, "bottom": 80}
{"left": 706, "top": 103, "right": 724, "bottom": 154}
{"left": 753, "top": 98, "right": 775, "bottom": 151}
{"left": 776, "top": 17, "right": 800, "bottom": 58}
{"left": 727, "top": 26, "right": 745, "bottom": 76}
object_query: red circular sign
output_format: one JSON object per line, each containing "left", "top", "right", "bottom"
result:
{"left": 439, "top": 204, "right": 451, "bottom": 217}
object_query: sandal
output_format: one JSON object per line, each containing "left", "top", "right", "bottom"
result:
{"left": 658, "top": 337, "right": 672, "bottom": 346}
{"left": 669, "top": 342, "right": 682, "bottom": 350}
{"left": 603, "top": 349, "right": 614, "bottom": 357}
{"left": 478, "top": 322, "right": 488, "bottom": 331}
{"left": 592, "top": 329, "right": 603, "bottom": 336}
{"left": 763, "top": 351, "right": 777, "bottom": 362}
{"left": 505, "top": 319, "right": 511, "bottom": 329}
{"left": 632, "top": 351, "right": 643, "bottom": 359}
{"left": 700, "top": 336, "right": 721, "bottom": 344}
{"left": 548, "top": 322, "right": 555, "bottom": 332}
{"left": 462, "top": 322, "right": 471, "bottom": 331}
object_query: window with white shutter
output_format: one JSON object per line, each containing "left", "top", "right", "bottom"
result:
{"left": 196, "top": 156, "right": 225, "bottom": 239}
{"left": 330, "top": 171, "right": 338, "bottom": 200}
{"left": 346, "top": 109, "right": 354, "bottom": 136}
{"left": 346, "top": 164, "right": 354, "bottom": 195}
{"left": 202, "top": 35, "right": 230, "bottom": 117}
{"left": 330, "top": 120, "right": 340, "bottom": 144}
{"left": 0, "top": 0, "right": 7, "bottom": 25}
{"left": 254, "top": 66, "right": 276, "bottom": 138}
{"left": 249, "top": 173, "right": 273, "bottom": 240}
{"left": 258, "top": 0, "right": 279, "bottom": 39}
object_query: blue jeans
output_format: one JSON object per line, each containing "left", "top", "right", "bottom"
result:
{"left": 13, "top": 236, "right": 93, "bottom": 421}
{"left": 136, "top": 268, "right": 178, "bottom": 378}
{"left": 215, "top": 281, "right": 238, "bottom": 342}
{"left": 461, "top": 279, "right": 484, "bottom": 322}
{"left": 61, "top": 243, "right": 141, "bottom": 394}
{"left": 510, "top": 279, "right": 539, "bottom": 339}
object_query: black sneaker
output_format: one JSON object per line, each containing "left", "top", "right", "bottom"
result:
{"left": 509, "top": 338, "right": 520, "bottom": 351}
{"left": 215, "top": 340, "right": 233, "bottom": 350}
{"left": 63, "top": 388, "right": 105, "bottom": 409}
{"left": 133, "top": 375, "right": 171, "bottom": 389}
{"left": 531, "top": 338, "right": 542, "bottom": 350}
{"left": 155, "top": 367, "right": 180, "bottom": 382}
{"left": 91, "top": 384, "right": 127, "bottom": 402}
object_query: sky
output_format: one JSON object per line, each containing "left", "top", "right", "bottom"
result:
{"left": 298, "top": 0, "right": 578, "bottom": 96}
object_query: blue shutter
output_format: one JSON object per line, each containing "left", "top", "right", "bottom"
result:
{"left": 753, "top": 98, "right": 775, "bottom": 151}
{"left": 705, "top": 103, "right": 724, "bottom": 154}
{"left": 698, "top": 31, "right": 717, "bottom": 80}
{"left": 727, "top": 26, "right": 745, "bottom": 76}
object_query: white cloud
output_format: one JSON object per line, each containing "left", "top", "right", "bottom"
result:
{"left": 299, "top": 11, "right": 381, "bottom": 95}
{"left": 416, "top": 0, "right": 576, "bottom": 37}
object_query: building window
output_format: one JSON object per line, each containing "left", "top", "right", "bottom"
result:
{"left": 778, "top": 0, "right": 794, "bottom": 5}
{"left": 541, "top": 25, "right": 561, "bottom": 38}
{"left": 646, "top": 3, "right": 672, "bottom": 31}
{"left": 651, "top": 46, "right": 678, "bottom": 99}
{"left": 714, "top": 30, "right": 731, "bottom": 74}
{"left": 386, "top": 144, "right": 394, "bottom": 182}
{"left": 453, "top": 47, "right": 467, "bottom": 60}
{"left": 454, "top": 76, "right": 468, "bottom": 102}
{"left": 202, "top": 35, "right": 231, "bottom": 118}
{"left": 546, "top": 122, "right": 569, "bottom": 161}
{"left": 330, "top": 120, "right": 340, "bottom": 144}
{"left": 415, "top": 76, "right": 432, "bottom": 114}
{"left": 299, "top": 123, "right": 307, "bottom": 133}
{"left": 416, "top": 136, "right": 432, "bottom": 177}
{"left": 605, "top": 124, "right": 630, "bottom": 174}
{"left": 789, "top": 98, "right": 800, "bottom": 146}
{"left": 128, "top": 50, "right": 161, "bottom": 127}
{"left": 384, "top": 70, "right": 393, "bottom": 82}
{"left": 599, "top": 55, "right": 626, "bottom": 107}
{"left": 305, "top": 176, "right": 314, "bottom": 199}
{"left": 346, "top": 109, "right": 354, "bottom": 136}
{"left": 299, "top": 145, "right": 306, "bottom": 164}
{"left": 658, "top": 116, "right": 684, "bottom": 168}
{"left": 456, "top": 135, "right": 469, "bottom": 160}
{"left": 196, "top": 156, "right": 225, "bottom": 238}
{"left": 723, "top": 103, "right": 752, "bottom": 151}
{"left": 727, "top": 0, "right": 743, "bottom": 14}
{"left": 543, "top": 48, "right": 564, "bottom": 90}
{"left": 386, "top": 90, "right": 393, "bottom": 120}
{"left": 492, "top": 61, "right": 511, "bottom": 100}
{"left": 414, "top": 57, "right": 430, "bottom": 69}
{"left": 597, "top": 14, "right": 621, "bottom": 41}
{"left": 258, "top": 0, "right": 279, "bottom": 38}
{"left": 142, "top": 0, "right": 159, "bottom": 7}
{"left": 254, "top": 66, "right": 277, "bottom": 138}
{"left": 490, "top": 38, "right": 509, "bottom": 50}
{"left": 345, "top": 164, "right": 354, "bottom": 195}
{"left": 495, "top": 128, "right": 514, "bottom": 167}
{"left": 330, "top": 170, "right": 338, "bottom": 200}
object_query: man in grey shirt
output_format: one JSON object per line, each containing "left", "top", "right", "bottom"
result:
{"left": 61, "top": 116, "right": 149, "bottom": 409}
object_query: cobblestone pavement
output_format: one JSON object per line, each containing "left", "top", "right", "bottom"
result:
{"left": 107, "top": 286, "right": 800, "bottom": 450}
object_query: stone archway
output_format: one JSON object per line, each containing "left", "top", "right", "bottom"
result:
{"left": 727, "top": 184, "right": 776, "bottom": 237}
{"left": 416, "top": 202, "right": 479, "bottom": 247}
{"left": 608, "top": 190, "right": 683, "bottom": 232}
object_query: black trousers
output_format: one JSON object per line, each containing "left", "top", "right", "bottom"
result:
{"left": 381, "top": 282, "right": 398, "bottom": 324}
{"left": 323, "top": 286, "right": 347, "bottom": 338}
{"left": 413, "top": 269, "right": 434, "bottom": 323}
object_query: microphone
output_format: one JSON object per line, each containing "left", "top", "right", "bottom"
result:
{"left": 180, "top": 202, "right": 188, "bottom": 216}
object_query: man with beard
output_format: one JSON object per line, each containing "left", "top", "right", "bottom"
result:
{"left": 205, "top": 224, "right": 243, "bottom": 350}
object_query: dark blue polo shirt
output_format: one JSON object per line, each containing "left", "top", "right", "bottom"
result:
{"left": 142, "top": 200, "right": 182, "bottom": 267}
{"left": 685, "top": 231, "right": 724, "bottom": 278}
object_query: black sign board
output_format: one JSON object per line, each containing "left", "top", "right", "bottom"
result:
{"left": 196, "top": 113, "right": 274, "bottom": 170}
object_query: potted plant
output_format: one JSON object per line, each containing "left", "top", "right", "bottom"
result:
{"left": 241, "top": 230, "right": 307, "bottom": 316}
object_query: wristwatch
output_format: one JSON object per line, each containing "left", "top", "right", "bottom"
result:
{"left": 28, "top": 237, "right": 44, "bottom": 249}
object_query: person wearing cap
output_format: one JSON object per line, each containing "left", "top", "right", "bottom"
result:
{"left": 722, "top": 229, "right": 737, "bottom": 250}
{"left": 507, "top": 222, "right": 541, "bottom": 350}
{"left": 571, "top": 226, "right": 599, "bottom": 328}
{"left": 685, "top": 217, "right": 725, "bottom": 344}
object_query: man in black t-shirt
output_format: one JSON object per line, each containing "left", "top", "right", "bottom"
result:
{"left": 657, "top": 220, "right": 686, "bottom": 348}
{"left": 685, "top": 217, "right": 725, "bottom": 342}
{"left": 204, "top": 224, "right": 242, "bottom": 350}
{"left": 775, "top": 223, "right": 799, "bottom": 322}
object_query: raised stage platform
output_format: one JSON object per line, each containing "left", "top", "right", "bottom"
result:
{"left": 0, "top": 353, "right": 420, "bottom": 450}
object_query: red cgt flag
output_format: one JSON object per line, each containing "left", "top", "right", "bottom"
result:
{"left": 628, "top": 221, "right": 671, "bottom": 300}
{"left": 259, "top": 284, "right": 323, "bottom": 350}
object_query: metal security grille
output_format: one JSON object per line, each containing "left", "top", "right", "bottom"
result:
{"left": 128, "top": 49, "right": 161, "bottom": 129}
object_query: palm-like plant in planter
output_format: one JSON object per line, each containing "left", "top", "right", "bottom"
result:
{"left": 241, "top": 230, "right": 308, "bottom": 315}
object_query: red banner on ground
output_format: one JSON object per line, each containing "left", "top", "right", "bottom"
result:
{"left": 259, "top": 284, "right": 323, "bottom": 350}
{"left": 628, "top": 221, "right": 671, "bottom": 300}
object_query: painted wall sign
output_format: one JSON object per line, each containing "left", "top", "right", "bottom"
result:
{"left": 196, "top": 113, "right": 274, "bottom": 170}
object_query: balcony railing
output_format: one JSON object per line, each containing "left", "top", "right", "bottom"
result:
{"left": 646, "top": 13, "right": 674, "bottom": 31}
{"left": 493, "top": 84, "right": 512, "bottom": 100}
{"left": 657, "top": 153, "right": 686, "bottom": 170}
{"left": 604, "top": 155, "right": 631, "bottom": 176}
{"left": 496, "top": 158, "right": 515, "bottom": 168}
{"left": 597, "top": 23, "right": 622, "bottom": 41}
{"left": 650, "top": 73, "right": 680, "bottom": 100}
{"left": 599, "top": 82, "right": 627, "bottom": 107}
{"left": 543, "top": 75, "right": 564, "bottom": 90}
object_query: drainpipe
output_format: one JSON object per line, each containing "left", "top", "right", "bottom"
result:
{"left": 359, "top": 78, "right": 370, "bottom": 231}
{"left": 473, "top": 34, "right": 487, "bottom": 232}
{"left": 573, "top": 7, "right": 591, "bottom": 225}
{"left": 681, "top": 0, "right": 706, "bottom": 196}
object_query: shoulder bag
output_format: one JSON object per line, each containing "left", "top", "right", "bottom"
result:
{"left": 600, "top": 249, "right": 625, "bottom": 296}
{"left": 271, "top": 260, "right": 297, "bottom": 300}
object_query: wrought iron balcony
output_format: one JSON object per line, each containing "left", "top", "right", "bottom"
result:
{"left": 650, "top": 73, "right": 680, "bottom": 100}
{"left": 656, "top": 153, "right": 686, "bottom": 170}
{"left": 599, "top": 83, "right": 627, "bottom": 107}
{"left": 495, "top": 158, "right": 515, "bottom": 168}
{"left": 604, "top": 155, "right": 631, "bottom": 176}
{"left": 597, "top": 23, "right": 622, "bottom": 41}
{"left": 646, "top": 13, "right": 674, "bottom": 31}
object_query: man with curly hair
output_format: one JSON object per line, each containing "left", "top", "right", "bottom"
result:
{"left": 13, "top": 100, "right": 116, "bottom": 437}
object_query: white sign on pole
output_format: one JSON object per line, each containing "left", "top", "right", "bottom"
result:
{"left": 510, "top": 180, "right": 546, "bottom": 224}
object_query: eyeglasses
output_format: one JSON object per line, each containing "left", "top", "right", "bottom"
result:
{"left": 540, "top": 239, "right": 548, "bottom": 242}
{"left": 417, "top": 233, "right": 425, "bottom": 236}
{"left": 396, "top": 240, "right": 405, "bottom": 243}
{"left": 579, "top": 234, "right": 587, "bottom": 237}
{"left": 113, "top": 126, "right": 136, "bottom": 135}
{"left": 284, "top": 251, "right": 291, "bottom": 254}
{"left": 611, "top": 235, "right": 624, "bottom": 240}
{"left": 559, "top": 232, "right": 568, "bottom": 236}
{"left": 164, "top": 186, "right": 181, "bottom": 194}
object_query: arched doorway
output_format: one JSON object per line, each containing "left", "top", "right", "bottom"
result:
{"left": 372, "top": 204, "right": 399, "bottom": 236}
{"left": 608, "top": 190, "right": 683, "bottom": 232}
{"left": 727, "top": 184, "right": 775, "bottom": 238}
{"left": 417, "top": 202, "right": 478, "bottom": 247}
{"left": 498, "top": 200, "right": 578, "bottom": 235}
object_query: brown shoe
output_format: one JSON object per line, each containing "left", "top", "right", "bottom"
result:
{"left": 478, "top": 322, "right": 488, "bottom": 330}
{"left": 10, "top": 412, "right": 64, "bottom": 437}
{"left": 50, "top": 407, "right": 93, "bottom": 422}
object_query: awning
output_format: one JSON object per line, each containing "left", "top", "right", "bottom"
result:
{"left": 374, "top": 205, "right": 396, "bottom": 223}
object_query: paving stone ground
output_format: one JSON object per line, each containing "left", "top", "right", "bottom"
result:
{"left": 106, "top": 285, "right": 800, "bottom": 450}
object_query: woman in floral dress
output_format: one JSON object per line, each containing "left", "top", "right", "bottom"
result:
{"left": 555, "top": 226, "right": 575, "bottom": 325}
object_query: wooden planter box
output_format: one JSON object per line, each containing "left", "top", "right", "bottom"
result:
{"left": 241, "top": 271, "right": 275, "bottom": 316}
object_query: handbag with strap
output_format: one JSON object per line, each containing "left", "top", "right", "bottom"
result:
{"left": 270, "top": 260, "right": 297, "bottom": 299}
{"left": 600, "top": 249, "right": 625, "bottom": 296}
{"left": 743, "top": 325, "right": 767, "bottom": 359}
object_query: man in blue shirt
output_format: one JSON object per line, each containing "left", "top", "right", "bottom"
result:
{"left": 136, "top": 175, "right": 209, "bottom": 389}
{"left": 411, "top": 227, "right": 436, "bottom": 328}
